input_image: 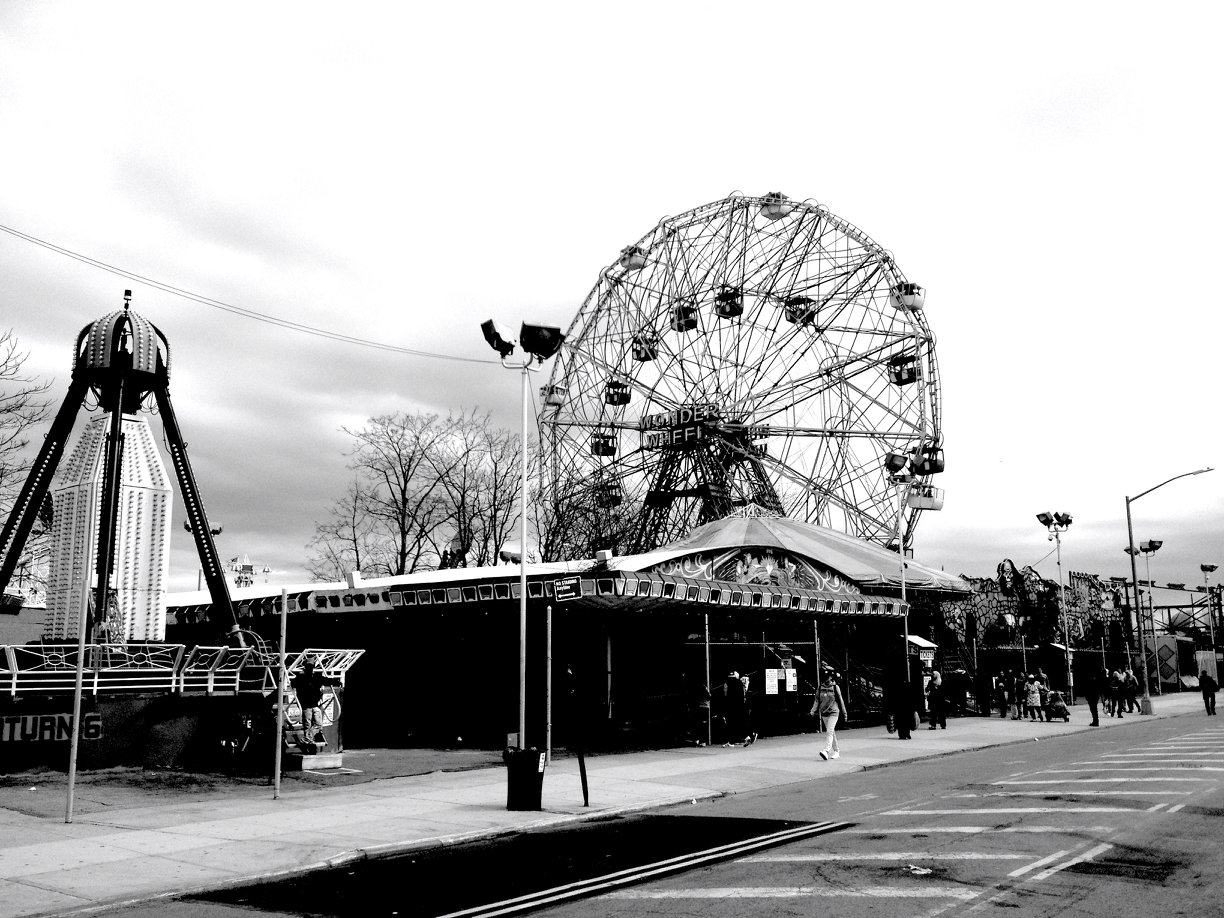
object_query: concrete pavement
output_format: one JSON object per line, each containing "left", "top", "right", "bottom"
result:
{"left": 0, "top": 692, "right": 1205, "bottom": 918}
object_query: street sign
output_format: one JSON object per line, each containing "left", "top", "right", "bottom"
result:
{"left": 554, "top": 576, "right": 581, "bottom": 602}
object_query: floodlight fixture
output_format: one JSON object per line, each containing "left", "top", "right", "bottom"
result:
{"left": 481, "top": 319, "right": 517, "bottom": 359}
{"left": 1140, "top": 539, "right": 1163, "bottom": 554}
{"left": 1036, "top": 512, "right": 1054, "bottom": 527}
{"left": 1202, "top": 563, "right": 1219, "bottom": 574}
{"left": 519, "top": 322, "right": 565, "bottom": 361}
{"left": 1054, "top": 512, "right": 1073, "bottom": 527}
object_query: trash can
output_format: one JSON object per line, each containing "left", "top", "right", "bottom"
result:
{"left": 503, "top": 746, "right": 546, "bottom": 811}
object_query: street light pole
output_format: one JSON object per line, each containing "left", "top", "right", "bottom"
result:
{"left": 1124, "top": 467, "right": 1213, "bottom": 715}
{"left": 481, "top": 320, "right": 564, "bottom": 754}
{"left": 1140, "top": 543, "right": 1162, "bottom": 696}
{"left": 1037, "top": 512, "right": 1074, "bottom": 700}
{"left": 1201, "top": 564, "right": 1218, "bottom": 649}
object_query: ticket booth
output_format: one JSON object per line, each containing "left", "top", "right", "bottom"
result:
{"left": 908, "top": 636, "right": 938, "bottom": 711}
{"left": 281, "top": 648, "right": 364, "bottom": 770}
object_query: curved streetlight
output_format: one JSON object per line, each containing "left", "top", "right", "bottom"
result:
{"left": 481, "top": 319, "right": 565, "bottom": 754}
{"left": 1036, "top": 512, "right": 1073, "bottom": 699}
{"left": 1124, "top": 467, "right": 1213, "bottom": 714}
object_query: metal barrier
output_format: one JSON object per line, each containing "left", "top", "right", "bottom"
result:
{"left": 179, "top": 645, "right": 254, "bottom": 694}
{"left": 2, "top": 644, "right": 183, "bottom": 697}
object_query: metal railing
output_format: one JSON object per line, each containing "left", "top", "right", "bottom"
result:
{"left": 0, "top": 644, "right": 363, "bottom": 698}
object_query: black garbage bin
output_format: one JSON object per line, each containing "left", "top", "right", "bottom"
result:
{"left": 503, "top": 746, "right": 547, "bottom": 811}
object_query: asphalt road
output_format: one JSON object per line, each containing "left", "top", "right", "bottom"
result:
{"left": 96, "top": 714, "right": 1224, "bottom": 918}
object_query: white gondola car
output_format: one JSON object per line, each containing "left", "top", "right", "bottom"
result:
{"left": 619, "top": 245, "right": 648, "bottom": 271}
{"left": 759, "top": 191, "right": 794, "bottom": 221}
{"left": 907, "top": 485, "right": 944, "bottom": 511}
{"left": 890, "top": 282, "right": 925, "bottom": 312}
{"left": 541, "top": 384, "right": 568, "bottom": 408}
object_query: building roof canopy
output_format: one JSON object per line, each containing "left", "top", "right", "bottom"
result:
{"left": 610, "top": 516, "right": 969, "bottom": 593}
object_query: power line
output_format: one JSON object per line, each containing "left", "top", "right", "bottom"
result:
{"left": 0, "top": 222, "right": 500, "bottom": 364}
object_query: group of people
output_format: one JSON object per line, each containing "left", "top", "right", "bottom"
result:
{"left": 702, "top": 661, "right": 1223, "bottom": 765}
{"left": 993, "top": 669, "right": 1071, "bottom": 723}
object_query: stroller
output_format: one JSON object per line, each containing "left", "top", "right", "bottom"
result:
{"left": 1045, "top": 690, "right": 1070, "bottom": 722}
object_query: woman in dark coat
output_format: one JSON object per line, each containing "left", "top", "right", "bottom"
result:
{"left": 888, "top": 674, "right": 916, "bottom": 740}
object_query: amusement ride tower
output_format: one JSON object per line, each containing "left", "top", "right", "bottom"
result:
{"left": 0, "top": 291, "right": 240, "bottom": 643}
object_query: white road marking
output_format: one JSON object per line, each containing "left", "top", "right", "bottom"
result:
{"left": 741, "top": 852, "right": 1032, "bottom": 862}
{"left": 994, "top": 777, "right": 1210, "bottom": 784}
{"left": 1147, "top": 802, "right": 1168, "bottom": 812}
{"left": 608, "top": 886, "right": 979, "bottom": 900}
{"left": 1168, "top": 803, "right": 1187, "bottom": 813}
{"left": 1030, "top": 843, "right": 1113, "bottom": 881}
{"left": 1035, "top": 767, "right": 1224, "bottom": 773}
{"left": 1008, "top": 850, "right": 1070, "bottom": 877}
{"left": 952, "top": 791, "right": 1190, "bottom": 797}
{"left": 844, "top": 826, "right": 1116, "bottom": 834}
{"left": 879, "top": 807, "right": 1136, "bottom": 815}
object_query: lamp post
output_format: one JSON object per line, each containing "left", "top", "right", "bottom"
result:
{"left": 1201, "top": 564, "right": 1218, "bottom": 648}
{"left": 1036, "top": 511, "right": 1074, "bottom": 700}
{"left": 1124, "top": 467, "right": 1213, "bottom": 714}
{"left": 481, "top": 319, "right": 564, "bottom": 753}
{"left": 884, "top": 452, "right": 912, "bottom": 681}
{"left": 1139, "top": 540, "right": 1162, "bottom": 696}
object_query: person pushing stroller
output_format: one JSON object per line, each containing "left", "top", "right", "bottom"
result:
{"left": 1045, "top": 688, "right": 1070, "bottom": 722}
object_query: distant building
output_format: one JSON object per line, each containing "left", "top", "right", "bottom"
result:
{"left": 44, "top": 415, "right": 172, "bottom": 641}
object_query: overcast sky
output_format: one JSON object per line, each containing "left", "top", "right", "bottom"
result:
{"left": 2, "top": 3, "right": 1221, "bottom": 606}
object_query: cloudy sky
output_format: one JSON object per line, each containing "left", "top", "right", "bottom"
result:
{"left": 2, "top": 3, "right": 1221, "bottom": 606}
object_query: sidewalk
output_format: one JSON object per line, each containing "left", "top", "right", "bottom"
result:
{"left": 0, "top": 693, "right": 1205, "bottom": 918}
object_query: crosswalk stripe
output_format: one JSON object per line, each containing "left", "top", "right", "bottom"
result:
{"left": 843, "top": 826, "right": 1116, "bottom": 834}
{"left": 741, "top": 853, "right": 1031, "bottom": 862}
{"left": 608, "top": 886, "right": 980, "bottom": 900}
{"left": 994, "top": 778, "right": 1210, "bottom": 784}
{"left": 879, "top": 807, "right": 1135, "bottom": 815}
{"left": 953, "top": 791, "right": 1190, "bottom": 797}
{"left": 1030, "top": 843, "right": 1113, "bottom": 881}
{"left": 1008, "top": 849, "right": 1070, "bottom": 877}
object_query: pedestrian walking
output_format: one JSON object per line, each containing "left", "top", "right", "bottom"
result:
{"left": 1201, "top": 670, "right": 1218, "bottom": 715}
{"left": 1011, "top": 671, "right": 1025, "bottom": 720}
{"left": 1085, "top": 668, "right": 1104, "bottom": 726}
{"left": 926, "top": 670, "right": 946, "bottom": 729}
{"left": 811, "top": 667, "right": 847, "bottom": 759}
{"left": 885, "top": 671, "right": 915, "bottom": 740}
{"left": 1109, "top": 669, "right": 1125, "bottom": 718}
{"left": 1123, "top": 668, "right": 1140, "bottom": 713}
{"left": 1024, "top": 673, "right": 1044, "bottom": 721}
{"left": 997, "top": 671, "right": 1010, "bottom": 719}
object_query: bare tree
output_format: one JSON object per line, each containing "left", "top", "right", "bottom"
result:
{"left": 305, "top": 480, "right": 379, "bottom": 581}
{"left": 306, "top": 412, "right": 452, "bottom": 578}
{"left": 0, "top": 330, "right": 52, "bottom": 597}
{"left": 431, "top": 410, "right": 521, "bottom": 567}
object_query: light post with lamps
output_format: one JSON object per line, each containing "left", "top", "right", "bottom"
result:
{"left": 1124, "top": 467, "right": 1213, "bottom": 714}
{"left": 1036, "top": 511, "right": 1074, "bottom": 701}
{"left": 1201, "top": 564, "right": 1218, "bottom": 649}
{"left": 480, "top": 319, "right": 564, "bottom": 768}
{"left": 884, "top": 452, "right": 913, "bottom": 681}
{"left": 1139, "top": 540, "right": 1162, "bottom": 697}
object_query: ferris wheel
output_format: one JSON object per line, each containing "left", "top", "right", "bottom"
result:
{"left": 539, "top": 192, "right": 943, "bottom": 558}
